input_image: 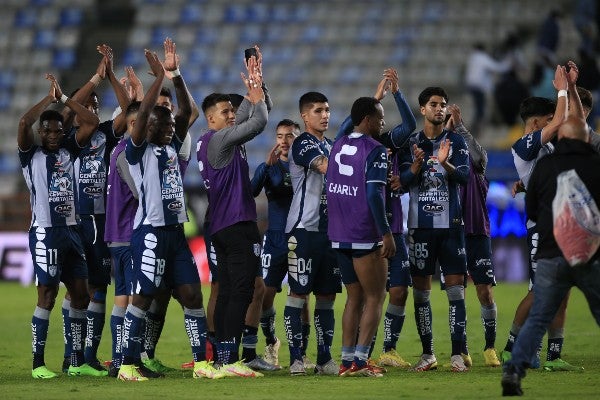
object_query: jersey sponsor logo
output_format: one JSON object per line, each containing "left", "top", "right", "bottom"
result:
{"left": 334, "top": 144, "right": 358, "bottom": 176}
{"left": 328, "top": 182, "right": 358, "bottom": 197}
{"left": 54, "top": 203, "right": 73, "bottom": 216}
{"left": 161, "top": 166, "right": 183, "bottom": 200}
{"left": 83, "top": 186, "right": 104, "bottom": 197}
{"left": 167, "top": 200, "right": 183, "bottom": 212}
{"left": 526, "top": 134, "right": 533, "bottom": 148}
{"left": 49, "top": 170, "right": 75, "bottom": 204}
{"left": 422, "top": 203, "right": 445, "bottom": 214}
{"left": 79, "top": 154, "right": 106, "bottom": 185}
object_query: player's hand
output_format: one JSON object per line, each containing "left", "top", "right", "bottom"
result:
{"left": 242, "top": 57, "right": 264, "bottom": 104}
{"left": 552, "top": 65, "right": 567, "bottom": 91}
{"left": 381, "top": 232, "right": 396, "bottom": 259}
{"left": 566, "top": 60, "right": 579, "bottom": 85}
{"left": 383, "top": 68, "right": 399, "bottom": 93}
{"left": 97, "top": 44, "right": 114, "bottom": 73}
{"left": 145, "top": 50, "right": 164, "bottom": 79}
{"left": 126, "top": 66, "right": 144, "bottom": 100}
{"left": 410, "top": 144, "right": 425, "bottom": 174}
{"left": 45, "top": 73, "right": 63, "bottom": 100}
{"left": 162, "top": 37, "right": 179, "bottom": 74}
{"left": 446, "top": 104, "right": 462, "bottom": 130}
{"left": 388, "top": 174, "right": 401, "bottom": 191}
{"left": 266, "top": 144, "right": 280, "bottom": 166}
{"left": 511, "top": 179, "right": 525, "bottom": 197}
{"left": 438, "top": 139, "right": 451, "bottom": 164}
{"left": 374, "top": 77, "right": 389, "bottom": 101}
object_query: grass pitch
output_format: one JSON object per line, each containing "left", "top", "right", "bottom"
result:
{"left": 0, "top": 282, "right": 598, "bottom": 399}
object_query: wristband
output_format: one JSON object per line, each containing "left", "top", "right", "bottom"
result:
{"left": 170, "top": 68, "right": 181, "bottom": 78}
{"left": 90, "top": 74, "right": 102, "bottom": 86}
{"left": 558, "top": 89, "right": 567, "bottom": 98}
{"left": 60, "top": 94, "right": 69, "bottom": 103}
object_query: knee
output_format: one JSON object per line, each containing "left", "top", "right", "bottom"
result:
{"left": 177, "top": 286, "right": 204, "bottom": 309}
{"left": 389, "top": 286, "right": 408, "bottom": 305}
{"left": 37, "top": 286, "right": 59, "bottom": 310}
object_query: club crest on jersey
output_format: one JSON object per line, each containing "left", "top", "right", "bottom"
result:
{"left": 299, "top": 274, "right": 308, "bottom": 286}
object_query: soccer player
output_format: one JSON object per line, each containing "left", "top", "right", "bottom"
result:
{"left": 196, "top": 54, "right": 267, "bottom": 377}
{"left": 58, "top": 45, "right": 130, "bottom": 374}
{"left": 252, "top": 119, "right": 308, "bottom": 368}
{"left": 118, "top": 49, "right": 216, "bottom": 381}
{"left": 399, "top": 87, "right": 470, "bottom": 372}
{"left": 20, "top": 74, "right": 99, "bottom": 378}
{"left": 501, "top": 63, "right": 582, "bottom": 371}
{"left": 337, "top": 69, "right": 416, "bottom": 369}
{"left": 445, "top": 104, "right": 500, "bottom": 367}
{"left": 284, "top": 92, "right": 342, "bottom": 376}
{"left": 328, "top": 96, "right": 395, "bottom": 377}
{"left": 139, "top": 40, "right": 201, "bottom": 375}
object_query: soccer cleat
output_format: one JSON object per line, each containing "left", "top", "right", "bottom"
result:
{"left": 302, "top": 355, "right": 316, "bottom": 370}
{"left": 193, "top": 360, "right": 225, "bottom": 379}
{"left": 107, "top": 362, "right": 119, "bottom": 378}
{"left": 245, "top": 356, "right": 281, "bottom": 371}
{"left": 484, "top": 348, "right": 501, "bottom": 367}
{"left": 222, "top": 360, "right": 263, "bottom": 377}
{"left": 367, "top": 359, "right": 386, "bottom": 374}
{"left": 32, "top": 366, "right": 58, "bottom": 379}
{"left": 62, "top": 357, "right": 70, "bottom": 373}
{"left": 86, "top": 359, "right": 108, "bottom": 372}
{"left": 348, "top": 362, "right": 384, "bottom": 378}
{"left": 314, "top": 359, "right": 339, "bottom": 375}
{"left": 142, "top": 358, "right": 175, "bottom": 373}
{"left": 542, "top": 358, "right": 584, "bottom": 372}
{"left": 264, "top": 337, "right": 281, "bottom": 367}
{"left": 501, "top": 350, "right": 512, "bottom": 365}
{"left": 117, "top": 364, "right": 149, "bottom": 381}
{"left": 339, "top": 363, "right": 352, "bottom": 377}
{"left": 181, "top": 360, "right": 194, "bottom": 369}
{"left": 136, "top": 362, "right": 164, "bottom": 378}
{"left": 461, "top": 353, "right": 473, "bottom": 368}
{"left": 378, "top": 349, "right": 411, "bottom": 368}
{"left": 450, "top": 355, "right": 469, "bottom": 372}
{"left": 289, "top": 359, "right": 306, "bottom": 376}
{"left": 413, "top": 354, "right": 438, "bottom": 372}
{"left": 68, "top": 363, "right": 109, "bottom": 377}
{"left": 501, "top": 368, "right": 523, "bottom": 396}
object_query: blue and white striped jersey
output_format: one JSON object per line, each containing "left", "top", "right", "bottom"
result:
{"left": 126, "top": 136, "right": 188, "bottom": 228}
{"left": 401, "top": 130, "right": 469, "bottom": 229}
{"left": 511, "top": 129, "right": 554, "bottom": 190}
{"left": 19, "top": 136, "right": 82, "bottom": 228}
{"left": 72, "top": 120, "right": 119, "bottom": 215}
{"left": 285, "top": 132, "right": 332, "bottom": 233}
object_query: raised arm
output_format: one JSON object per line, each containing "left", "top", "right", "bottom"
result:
{"left": 540, "top": 65, "right": 568, "bottom": 144}
{"left": 566, "top": 61, "right": 584, "bottom": 121}
{"left": 446, "top": 104, "right": 487, "bottom": 172}
{"left": 18, "top": 77, "right": 57, "bottom": 151}
{"left": 130, "top": 51, "right": 165, "bottom": 146}
{"left": 49, "top": 74, "right": 99, "bottom": 146}
{"left": 162, "top": 38, "right": 192, "bottom": 142}
{"left": 386, "top": 68, "right": 417, "bottom": 146}
{"left": 98, "top": 44, "right": 130, "bottom": 134}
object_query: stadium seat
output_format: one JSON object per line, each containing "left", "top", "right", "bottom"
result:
{"left": 52, "top": 48, "right": 75, "bottom": 69}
